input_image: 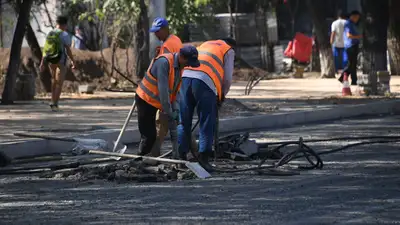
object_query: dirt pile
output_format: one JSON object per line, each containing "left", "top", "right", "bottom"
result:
{"left": 40, "top": 159, "right": 195, "bottom": 183}
{"left": 0, "top": 47, "right": 138, "bottom": 93}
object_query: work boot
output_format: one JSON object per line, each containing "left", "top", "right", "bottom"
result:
{"left": 198, "top": 152, "right": 214, "bottom": 173}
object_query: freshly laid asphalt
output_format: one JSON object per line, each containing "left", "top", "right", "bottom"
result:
{"left": 1, "top": 115, "right": 400, "bottom": 225}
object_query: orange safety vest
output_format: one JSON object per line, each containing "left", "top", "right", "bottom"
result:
{"left": 159, "top": 34, "right": 183, "bottom": 55}
{"left": 136, "top": 53, "right": 181, "bottom": 110}
{"left": 184, "top": 40, "right": 231, "bottom": 100}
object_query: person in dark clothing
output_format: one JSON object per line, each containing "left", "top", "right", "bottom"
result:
{"left": 339, "top": 10, "right": 362, "bottom": 85}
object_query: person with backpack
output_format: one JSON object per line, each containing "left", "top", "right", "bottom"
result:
{"left": 40, "top": 15, "right": 76, "bottom": 111}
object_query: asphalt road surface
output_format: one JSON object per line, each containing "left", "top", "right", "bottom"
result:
{"left": 1, "top": 115, "right": 400, "bottom": 225}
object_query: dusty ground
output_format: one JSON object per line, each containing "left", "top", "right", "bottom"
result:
{"left": 1, "top": 115, "right": 400, "bottom": 224}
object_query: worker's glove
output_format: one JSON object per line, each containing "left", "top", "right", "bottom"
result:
{"left": 217, "top": 95, "right": 225, "bottom": 108}
{"left": 168, "top": 110, "right": 180, "bottom": 122}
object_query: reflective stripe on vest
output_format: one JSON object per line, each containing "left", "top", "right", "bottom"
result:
{"left": 184, "top": 40, "right": 231, "bottom": 100}
{"left": 136, "top": 53, "right": 179, "bottom": 109}
{"left": 160, "top": 34, "right": 183, "bottom": 55}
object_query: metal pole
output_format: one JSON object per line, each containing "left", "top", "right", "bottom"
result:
{"left": 148, "top": 0, "right": 166, "bottom": 60}
{"left": 112, "top": 100, "right": 136, "bottom": 152}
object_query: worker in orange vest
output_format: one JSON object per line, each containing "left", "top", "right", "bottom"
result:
{"left": 150, "top": 17, "right": 183, "bottom": 57}
{"left": 177, "top": 38, "right": 236, "bottom": 172}
{"left": 148, "top": 17, "right": 184, "bottom": 157}
{"left": 135, "top": 45, "right": 200, "bottom": 156}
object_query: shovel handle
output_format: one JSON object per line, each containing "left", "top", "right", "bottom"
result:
{"left": 113, "top": 100, "right": 136, "bottom": 152}
{"left": 13, "top": 133, "right": 76, "bottom": 142}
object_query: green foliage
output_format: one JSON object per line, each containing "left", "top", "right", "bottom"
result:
{"left": 166, "top": 0, "right": 211, "bottom": 36}
{"left": 69, "top": 0, "right": 141, "bottom": 49}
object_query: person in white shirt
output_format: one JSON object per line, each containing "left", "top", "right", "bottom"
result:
{"left": 330, "top": 10, "right": 348, "bottom": 74}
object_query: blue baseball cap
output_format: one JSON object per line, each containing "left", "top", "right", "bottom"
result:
{"left": 149, "top": 17, "right": 168, "bottom": 32}
{"left": 180, "top": 45, "right": 200, "bottom": 68}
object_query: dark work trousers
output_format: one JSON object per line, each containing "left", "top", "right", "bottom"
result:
{"left": 339, "top": 45, "right": 359, "bottom": 85}
{"left": 178, "top": 77, "right": 217, "bottom": 155}
{"left": 135, "top": 94, "right": 158, "bottom": 155}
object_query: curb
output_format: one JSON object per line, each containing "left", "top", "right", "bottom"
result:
{"left": 2, "top": 99, "right": 400, "bottom": 159}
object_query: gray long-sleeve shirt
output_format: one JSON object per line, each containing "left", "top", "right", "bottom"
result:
{"left": 150, "top": 53, "right": 181, "bottom": 116}
{"left": 182, "top": 48, "right": 235, "bottom": 96}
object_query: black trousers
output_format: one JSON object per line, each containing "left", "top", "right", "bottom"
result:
{"left": 339, "top": 45, "right": 359, "bottom": 85}
{"left": 135, "top": 94, "right": 158, "bottom": 155}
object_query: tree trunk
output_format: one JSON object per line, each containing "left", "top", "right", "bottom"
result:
{"left": 306, "top": 0, "right": 335, "bottom": 78}
{"left": 311, "top": 34, "right": 321, "bottom": 72}
{"left": 255, "top": 1, "right": 268, "bottom": 70}
{"left": 135, "top": 0, "right": 149, "bottom": 80}
{"left": 387, "top": 0, "right": 400, "bottom": 75}
{"left": 1, "top": 0, "right": 34, "bottom": 104}
{"left": 361, "top": 0, "right": 389, "bottom": 94}
{"left": 25, "top": 23, "right": 52, "bottom": 92}
{"left": 0, "top": 1, "right": 3, "bottom": 48}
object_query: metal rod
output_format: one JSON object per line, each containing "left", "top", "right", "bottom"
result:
{"left": 89, "top": 150, "right": 188, "bottom": 164}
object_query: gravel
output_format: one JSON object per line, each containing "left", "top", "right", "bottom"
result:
{"left": 37, "top": 159, "right": 195, "bottom": 183}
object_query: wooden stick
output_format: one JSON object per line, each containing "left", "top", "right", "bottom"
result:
{"left": 89, "top": 150, "right": 188, "bottom": 164}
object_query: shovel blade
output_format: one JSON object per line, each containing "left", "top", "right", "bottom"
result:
{"left": 110, "top": 143, "right": 128, "bottom": 161}
{"left": 185, "top": 162, "right": 211, "bottom": 179}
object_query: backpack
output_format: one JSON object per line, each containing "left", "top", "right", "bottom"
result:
{"left": 43, "top": 29, "right": 63, "bottom": 64}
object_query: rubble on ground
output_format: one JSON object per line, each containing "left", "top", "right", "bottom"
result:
{"left": 39, "top": 159, "right": 196, "bottom": 183}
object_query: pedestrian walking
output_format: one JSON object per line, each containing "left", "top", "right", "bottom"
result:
{"left": 177, "top": 38, "right": 236, "bottom": 172}
{"left": 339, "top": 10, "right": 362, "bottom": 85}
{"left": 135, "top": 45, "right": 200, "bottom": 156}
{"left": 148, "top": 17, "right": 183, "bottom": 157}
{"left": 330, "top": 10, "right": 347, "bottom": 74}
{"left": 72, "top": 25, "right": 86, "bottom": 50}
{"left": 40, "top": 15, "right": 76, "bottom": 111}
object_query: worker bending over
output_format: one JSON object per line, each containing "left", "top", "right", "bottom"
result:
{"left": 177, "top": 38, "right": 236, "bottom": 172}
{"left": 148, "top": 17, "right": 183, "bottom": 157}
{"left": 135, "top": 45, "right": 200, "bottom": 156}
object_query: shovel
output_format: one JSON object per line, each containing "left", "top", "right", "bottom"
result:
{"left": 111, "top": 99, "right": 136, "bottom": 160}
{"left": 89, "top": 150, "right": 211, "bottom": 179}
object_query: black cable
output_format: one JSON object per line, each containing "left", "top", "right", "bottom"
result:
{"left": 208, "top": 137, "right": 400, "bottom": 175}
{"left": 257, "top": 135, "right": 400, "bottom": 147}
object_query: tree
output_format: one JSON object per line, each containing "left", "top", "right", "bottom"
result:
{"left": 7, "top": 0, "right": 53, "bottom": 92}
{"left": 307, "top": 0, "right": 335, "bottom": 78}
{"left": 1, "top": 0, "right": 34, "bottom": 104}
{"left": 361, "top": 0, "right": 389, "bottom": 94}
{"left": 166, "top": 0, "right": 211, "bottom": 38}
{"left": 255, "top": 0, "right": 274, "bottom": 72}
{"left": 25, "top": 23, "right": 52, "bottom": 92}
{"left": 387, "top": 0, "right": 400, "bottom": 75}
{"left": 135, "top": 0, "right": 149, "bottom": 79}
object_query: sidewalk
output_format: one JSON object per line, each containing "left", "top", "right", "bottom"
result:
{"left": 1, "top": 77, "right": 399, "bottom": 144}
